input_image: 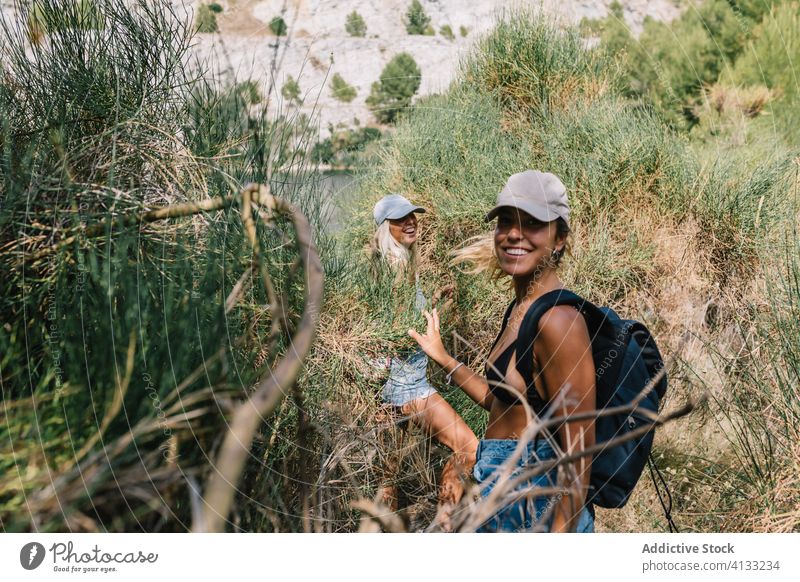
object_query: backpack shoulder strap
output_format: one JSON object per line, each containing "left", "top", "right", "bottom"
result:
{"left": 514, "top": 289, "right": 604, "bottom": 387}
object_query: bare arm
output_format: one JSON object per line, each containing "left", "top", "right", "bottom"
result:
{"left": 408, "top": 308, "right": 494, "bottom": 410}
{"left": 534, "top": 306, "right": 596, "bottom": 533}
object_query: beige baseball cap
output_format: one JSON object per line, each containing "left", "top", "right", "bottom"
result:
{"left": 485, "top": 170, "right": 570, "bottom": 226}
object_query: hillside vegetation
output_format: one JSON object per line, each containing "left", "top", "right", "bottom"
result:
{"left": 1, "top": 0, "right": 797, "bottom": 532}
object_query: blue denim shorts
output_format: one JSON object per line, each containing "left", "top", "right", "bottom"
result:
{"left": 381, "top": 348, "right": 437, "bottom": 407}
{"left": 472, "top": 438, "right": 595, "bottom": 533}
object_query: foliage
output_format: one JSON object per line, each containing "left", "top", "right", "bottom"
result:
{"left": 281, "top": 75, "right": 301, "bottom": 103}
{"left": 330, "top": 73, "right": 357, "bottom": 103}
{"left": 345, "top": 10, "right": 366, "bottom": 37}
{"left": 440, "top": 24, "right": 454, "bottom": 41}
{"left": 366, "top": 53, "right": 421, "bottom": 124}
{"left": 404, "top": 0, "right": 431, "bottom": 35}
{"left": 462, "top": 9, "right": 605, "bottom": 120}
{"left": 269, "top": 15, "right": 287, "bottom": 36}
{"left": 582, "top": 0, "right": 790, "bottom": 130}
{"left": 0, "top": 0, "right": 328, "bottom": 532}
{"left": 195, "top": 3, "right": 218, "bottom": 33}
{"left": 236, "top": 79, "right": 262, "bottom": 105}
{"left": 312, "top": 126, "right": 381, "bottom": 166}
{"left": 727, "top": 2, "right": 800, "bottom": 141}
{"left": 27, "top": 0, "right": 103, "bottom": 41}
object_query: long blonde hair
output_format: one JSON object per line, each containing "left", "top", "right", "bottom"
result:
{"left": 449, "top": 233, "right": 504, "bottom": 280}
{"left": 368, "top": 220, "right": 418, "bottom": 284}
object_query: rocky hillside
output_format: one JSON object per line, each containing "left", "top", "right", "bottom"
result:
{"left": 189, "top": 0, "right": 684, "bottom": 137}
{"left": 0, "top": 0, "right": 684, "bottom": 137}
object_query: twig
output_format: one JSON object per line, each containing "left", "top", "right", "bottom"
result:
{"left": 193, "top": 184, "right": 323, "bottom": 532}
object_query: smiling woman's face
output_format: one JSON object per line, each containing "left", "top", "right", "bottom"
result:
{"left": 388, "top": 212, "right": 419, "bottom": 247}
{"left": 493, "top": 207, "right": 563, "bottom": 277}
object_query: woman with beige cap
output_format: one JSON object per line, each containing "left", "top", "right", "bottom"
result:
{"left": 409, "top": 170, "right": 596, "bottom": 532}
{"left": 369, "top": 193, "right": 478, "bottom": 525}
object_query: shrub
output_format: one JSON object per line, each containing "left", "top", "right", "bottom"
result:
{"left": 404, "top": 0, "right": 430, "bottom": 35}
{"left": 331, "top": 73, "right": 357, "bottom": 102}
{"left": 459, "top": 24, "right": 469, "bottom": 37}
{"left": 0, "top": 0, "right": 328, "bottom": 533}
{"left": 440, "top": 24, "right": 454, "bottom": 40}
{"left": 345, "top": 10, "right": 366, "bottom": 37}
{"left": 366, "top": 53, "right": 421, "bottom": 123}
{"left": 208, "top": 2, "right": 223, "bottom": 13}
{"left": 281, "top": 75, "right": 301, "bottom": 103}
{"left": 728, "top": 1, "right": 800, "bottom": 139}
{"left": 195, "top": 4, "right": 219, "bottom": 33}
{"left": 237, "top": 79, "right": 262, "bottom": 104}
{"left": 269, "top": 15, "right": 287, "bottom": 36}
{"left": 579, "top": 0, "right": 631, "bottom": 58}
{"left": 586, "top": 0, "right": 779, "bottom": 129}
{"left": 311, "top": 126, "right": 381, "bottom": 165}
{"left": 462, "top": 10, "right": 605, "bottom": 119}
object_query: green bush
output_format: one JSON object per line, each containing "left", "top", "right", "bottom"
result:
{"left": 366, "top": 53, "right": 421, "bottom": 123}
{"left": 195, "top": 4, "right": 218, "bottom": 33}
{"left": 281, "top": 75, "right": 301, "bottom": 103}
{"left": 1, "top": 0, "right": 327, "bottom": 533}
{"left": 236, "top": 79, "right": 262, "bottom": 104}
{"left": 728, "top": 2, "right": 800, "bottom": 140}
{"left": 345, "top": 10, "right": 366, "bottom": 37}
{"left": 462, "top": 10, "right": 604, "bottom": 119}
{"left": 585, "top": 0, "right": 787, "bottom": 130}
{"left": 330, "top": 73, "right": 357, "bottom": 102}
{"left": 459, "top": 25, "right": 469, "bottom": 37}
{"left": 440, "top": 24, "right": 455, "bottom": 41}
{"left": 311, "top": 126, "right": 381, "bottom": 165}
{"left": 208, "top": 2, "right": 223, "bottom": 13}
{"left": 269, "top": 15, "right": 287, "bottom": 36}
{"left": 580, "top": 0, "right": 631, "bottom": 58}
{"left": 405, "top": 0, "right": 430, "bottom": 35}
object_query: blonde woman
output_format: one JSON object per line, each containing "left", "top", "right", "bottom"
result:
{"left": 409, "top": 171, "right": 596, "bottom": 532}
{"left": 370, "top": 194, "right": 478, "bottom": 523}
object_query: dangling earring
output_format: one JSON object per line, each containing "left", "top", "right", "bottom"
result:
{"left": 548, "top": 248, "right": 562, "bottom": 268}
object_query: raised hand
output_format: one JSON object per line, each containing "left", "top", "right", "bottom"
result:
{"left": 408, "top": 308, "right": 448, "bottom": 364}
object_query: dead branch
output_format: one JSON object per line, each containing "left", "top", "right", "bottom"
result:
{"left": 193, "top": 184, "right": 323, "bottom": 532}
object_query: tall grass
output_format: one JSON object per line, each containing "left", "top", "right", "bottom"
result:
{"left": 329, "top": 8, "right": 798, "bottom": 532}
{"left": 463, "top": 9, "right": 606, "bottom": 120}
{"left": 3, "top": 1, "right": 798, "bottom": 533}
{"left": 0, "top": 0, "right": 328, "bottom": 531}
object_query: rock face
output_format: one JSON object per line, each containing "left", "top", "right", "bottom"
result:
{"left": 190, "top": 0, "right": 683, "bottom": 137}
{"left": 1, "top": 1, "right": 683, "bottom": 137}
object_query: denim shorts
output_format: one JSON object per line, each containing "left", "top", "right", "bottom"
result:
{"left": 472, "top": 438, "right": 595, "bottom": 533}
{"left": 380, "top": 347, "right": 437, "bottom": 407}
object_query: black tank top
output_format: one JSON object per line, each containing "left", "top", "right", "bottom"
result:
{"left": 484, "top": 300, "right": 549, "bottom": 413}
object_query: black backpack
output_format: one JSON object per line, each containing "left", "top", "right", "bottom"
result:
{"left": 510, "top": 289, "right": 668, "bottom": 509}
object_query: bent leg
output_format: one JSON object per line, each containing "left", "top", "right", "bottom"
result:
{"left": 401, "top": 393, "right": 479, "bottom": 528}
